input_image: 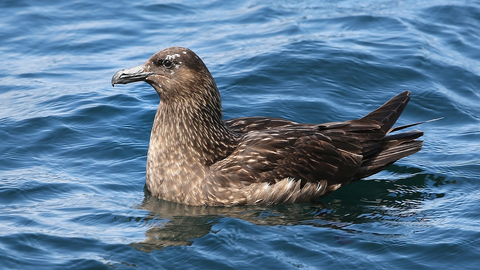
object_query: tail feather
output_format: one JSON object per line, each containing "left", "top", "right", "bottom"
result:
{"left": 357, "top": 140, "right": 423, "bottom": 179}
{"left": 384, "top": 130, "right": 423, "bottom": 141}
{"left": 326, "top": 91, "right": 438, "bottom": 182}
{"left": 352, "top": 91, "right": 435, "bottom": 179}
{"left": 388, "top": 117, "right": 443, "bottom": 133}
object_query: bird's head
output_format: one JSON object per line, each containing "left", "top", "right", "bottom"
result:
{"left": 112, "top": 47, "right": 219, "bottom": 104}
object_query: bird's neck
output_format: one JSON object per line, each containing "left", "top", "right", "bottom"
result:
{"left": 148, "top": 98, "right": 238, "bottom": 167}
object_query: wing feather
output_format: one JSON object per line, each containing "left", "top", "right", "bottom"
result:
{"left": 211, "top": 128, "right": 363, "bottom": 188}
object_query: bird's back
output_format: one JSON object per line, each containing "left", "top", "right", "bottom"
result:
{"left": 207, "top": 91, "right": 423, "bottom": 205}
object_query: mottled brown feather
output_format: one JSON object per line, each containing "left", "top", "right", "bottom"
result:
{"left": 111, "top": 47, "right": 427, "bottom": 206}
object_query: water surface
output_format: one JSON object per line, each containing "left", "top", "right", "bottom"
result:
{"left": 1, "top": 0, "right": 479, "bottom": 269}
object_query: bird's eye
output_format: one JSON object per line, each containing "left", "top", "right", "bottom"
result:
{"left": 162, "top": 59, "right": 173, "bottom": 69}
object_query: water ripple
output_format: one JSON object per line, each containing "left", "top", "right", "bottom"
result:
{"left": 1, "top": 0, "right": 479, "bottom": 269}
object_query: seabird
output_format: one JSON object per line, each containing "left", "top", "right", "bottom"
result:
{"left": 112, "top": 47, "right": 426, "bottom": 206}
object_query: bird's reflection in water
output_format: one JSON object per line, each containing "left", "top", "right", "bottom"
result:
{"left": 132, "top": 189, "right": 327, "bottom": 252}
{"left": 132, "top": 167, "right": 447, "bottom": 252}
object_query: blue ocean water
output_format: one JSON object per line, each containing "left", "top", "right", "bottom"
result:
{"left": 1, "top": 0, "right": 479, "bottom": 269}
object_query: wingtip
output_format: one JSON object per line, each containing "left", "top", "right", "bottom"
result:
{"left": 360, "top": 91, "right": 412, "bottom": 133}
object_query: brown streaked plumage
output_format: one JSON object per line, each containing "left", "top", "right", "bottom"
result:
{"left": 112, "top": 47, "right": 425, "bottom": 206}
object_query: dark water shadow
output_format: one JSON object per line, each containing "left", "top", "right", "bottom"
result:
{"left": 132, "top": 166, "right": 448, "bottom": 252}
